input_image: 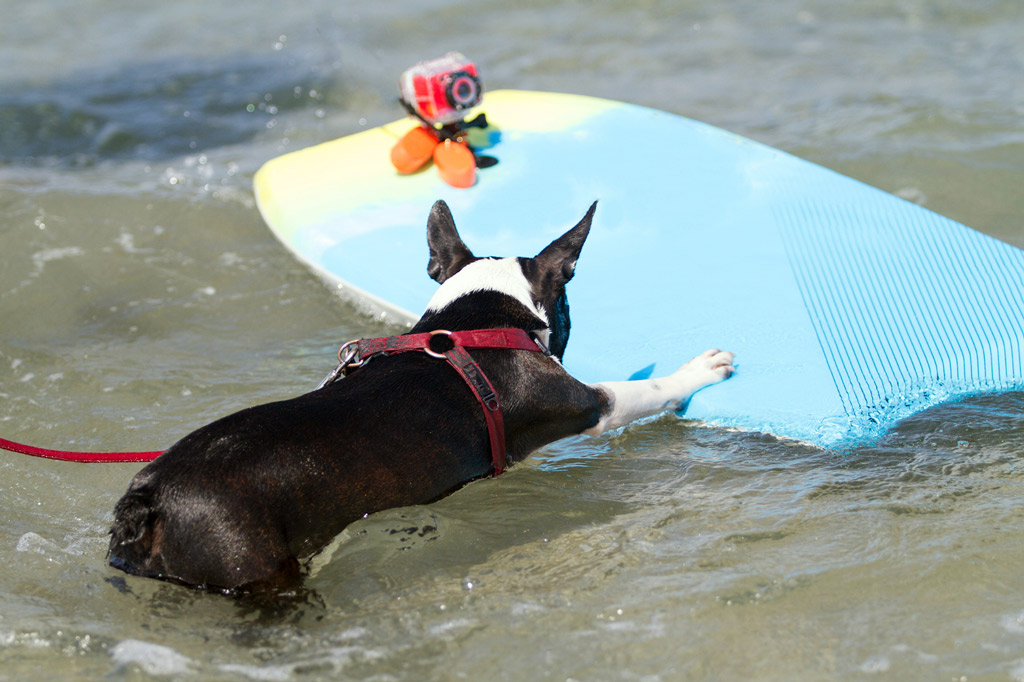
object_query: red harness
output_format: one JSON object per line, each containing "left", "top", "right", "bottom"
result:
{"left": 1, "top": 328, "right": 545, "bottom": 470}
{"left": 322, "top": 328, "right": 548, "bottom": 475}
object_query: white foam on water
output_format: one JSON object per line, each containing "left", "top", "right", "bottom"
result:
{"left": 0, "top": 630, "right": 51, "bottom": 648}
{"left": 15, "top": 532, "right": 60, "bottom": 556}
{"left": 1002, "top": 611, "right": 1024, "bottom": 635}
{"left": 110, "top": 639, "right": 193, "bottom": 676}
{"left": 218, "top": 663, "right": 294, "bottom": 681}
{"left": 428, "top": 618, "right": 477, "bottom": 637}
{"left": 218, "top": 646, "right": 384, "bottom": 681}
{"left": 858, "top": 656, "right": 891, "bottom": 674}
{"left": 31, "top": 247, "right": 85, "bottom": 278}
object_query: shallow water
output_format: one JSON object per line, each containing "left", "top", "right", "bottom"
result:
{"left": 2, "top": 0, "right": 1024, "bottom": 680}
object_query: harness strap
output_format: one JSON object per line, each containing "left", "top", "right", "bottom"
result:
{"left": 441, "top": 344, "right": 507, "bottom": 473}
{"left": 343, "top": 328, "right": 546, "bottom": 475}
{"left": 353, "top": 328, "right": 543, "bottom": 358}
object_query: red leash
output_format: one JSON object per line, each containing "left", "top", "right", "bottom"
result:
{"left": 2, "top": 328, "right": 545, "bottom": 470}
{"left": 0, "top": 437, "right": 162, "bottom": 463}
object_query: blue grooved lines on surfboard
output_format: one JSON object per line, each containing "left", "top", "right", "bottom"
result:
{"left": 777, "top": 193, "right": 1024, "bottom": 427}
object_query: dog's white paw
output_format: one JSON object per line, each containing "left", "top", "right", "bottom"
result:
{"left": 585, "top": 349, "right": 737, "bottom": 435}
{"left": 673, "top": 349, "right": 736, "bottom": 390}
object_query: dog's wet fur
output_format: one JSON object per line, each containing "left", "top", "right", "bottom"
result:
{"left": 108, "top": 201, "right": 735, "bottom": 594}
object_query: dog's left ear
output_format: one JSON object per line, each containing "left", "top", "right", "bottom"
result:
{"left": 534, "top": 202, "right": 597, "bottom": 285}
{"left": 426, "top": 200, "right": 476, "bottom": 284}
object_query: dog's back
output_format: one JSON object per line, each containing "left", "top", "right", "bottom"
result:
{"left": 107, "top": 354, "right": 503, "bottom": 590}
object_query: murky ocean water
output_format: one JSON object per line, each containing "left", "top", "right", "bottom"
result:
{"left": 2, "top": 0, "right": 1023, "bottom": 679}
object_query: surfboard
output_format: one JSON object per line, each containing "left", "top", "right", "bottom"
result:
{"left": 253, "top": 89, "right": 1024, "bottom": 448}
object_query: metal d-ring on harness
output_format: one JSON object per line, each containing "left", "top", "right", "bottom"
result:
{"left": 316, "top": 328, "right": 549, "bottom": 475}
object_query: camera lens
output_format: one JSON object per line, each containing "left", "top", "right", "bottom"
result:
{"left": 445, "top": 71, "right": 481, "bottom": 110}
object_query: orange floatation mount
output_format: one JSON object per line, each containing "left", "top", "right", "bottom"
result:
{"left": 390, "top": 52, "right": 496, "bottom": 188}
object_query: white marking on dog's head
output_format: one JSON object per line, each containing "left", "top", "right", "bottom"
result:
{"left": 424, "top": 257, "right": 548, "bottom": 326}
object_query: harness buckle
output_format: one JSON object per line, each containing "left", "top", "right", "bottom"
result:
{"left": 315, "top": 339, "right": 363, "bottom": 390}
{"left": 338, "top": 339, "right": 362, "bottom": 368}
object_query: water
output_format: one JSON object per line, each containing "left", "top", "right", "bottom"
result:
{"left": 2, "top": 0, "right": 1023, "bottom": 679}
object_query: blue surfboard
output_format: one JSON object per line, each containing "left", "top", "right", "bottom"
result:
{"left": 254, "top": 90, "right": 1024, "bottom": 447}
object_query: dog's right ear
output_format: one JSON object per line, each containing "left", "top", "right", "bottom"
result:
{"left": 426, "top": 200, "right": 476, "bottom": 284}
{"left": 534, "top": 201, "right": 597, "bottom": 286}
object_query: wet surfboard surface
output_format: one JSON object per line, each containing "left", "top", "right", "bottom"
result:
{"left": 254, "top": 89, "right": 1024, "bottom": 447}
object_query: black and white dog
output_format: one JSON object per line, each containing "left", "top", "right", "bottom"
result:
{"left": 108, "top": 201, "right": 735, "bottom": 593}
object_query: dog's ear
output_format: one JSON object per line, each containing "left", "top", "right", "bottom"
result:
{"left": 534, "top": 201, "right": 597, "bottom": 285}
{"left": 426, "top": 200, "right": 475, "bottom": 284}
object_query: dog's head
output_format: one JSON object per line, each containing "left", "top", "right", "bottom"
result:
{"left": 422, "top": 200, "right": 596, "bottom": 360}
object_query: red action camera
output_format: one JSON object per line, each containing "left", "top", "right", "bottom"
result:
{"left": 399, "top": 52, "right": 483, "bottom": 125}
